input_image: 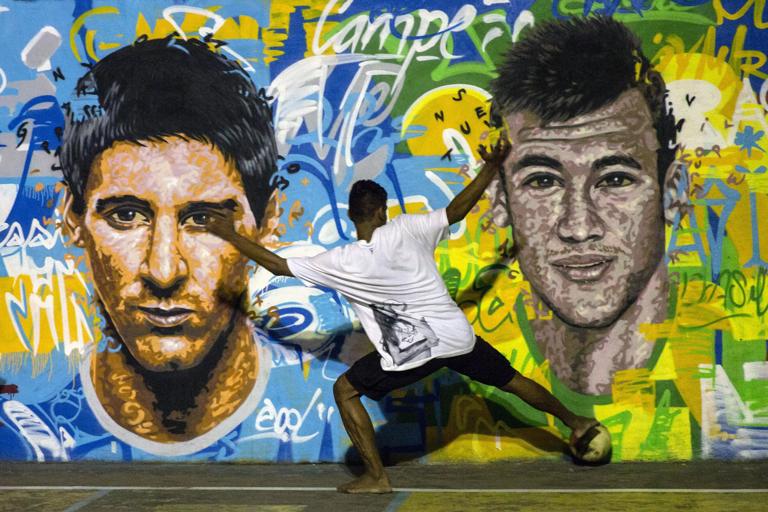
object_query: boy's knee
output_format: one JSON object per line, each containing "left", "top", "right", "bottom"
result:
{"left": 333, "top": 374, "right": 358, "bottom": 402}
{"left": 500, "top": 372, "right": 525, "bottom": 393}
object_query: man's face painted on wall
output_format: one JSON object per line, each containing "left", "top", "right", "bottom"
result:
{"left": 497, "top": 89, "right": 668, "bottom": 328}
{"left": 70, "top": 138, "right": 259, "bottom": 371}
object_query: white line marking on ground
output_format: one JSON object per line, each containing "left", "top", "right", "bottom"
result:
{"left": 385, "top": 491, "right": 411, "bottom": 512}
{"left": 1, "top": 486, "right": 767, "bottom": 493}
{"left": 63, "top": 489, "right": 111, "bottom": 512}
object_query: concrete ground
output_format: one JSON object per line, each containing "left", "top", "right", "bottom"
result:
{"left": 1, "top": 460, "right": 767, "bottom": 511}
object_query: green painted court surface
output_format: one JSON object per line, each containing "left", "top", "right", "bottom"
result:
{"left": 1, "top": 461, "right": 766, "bottom": 511}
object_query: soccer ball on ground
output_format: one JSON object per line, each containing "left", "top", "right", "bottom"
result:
{"left": 570, "top": 424, "right": 612, "bottom": 465}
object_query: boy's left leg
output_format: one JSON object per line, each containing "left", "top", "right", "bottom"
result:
{"left": 333, "top": 350, "right": 447, "bottom": 493}
{"left": 333, "top": 374, "right": 392, "bottom": 494}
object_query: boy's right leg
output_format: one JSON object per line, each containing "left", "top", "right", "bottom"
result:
{"left": 500, "top": 372, "right": 598, "bottom": 442}
{"left": 446, "top": 337, "right": 604, "bottom": 456}
{"left": 333, "top": 374, "right": 392, "bottom": 494}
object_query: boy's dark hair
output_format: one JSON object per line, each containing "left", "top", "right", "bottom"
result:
{"left": 490, "top": 16, "right": 677, "bottom": 184}
{"left": 348, "top": 180, "right": 387, "bottom": 223}
{"left": 60, "top": 35, "right": 278, "bottom": 225}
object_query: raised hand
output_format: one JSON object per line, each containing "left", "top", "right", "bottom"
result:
{"left": 446, "top": 132, "right": 512, "bottom": 225}
{"left": 477, "top": 132, "right": 511, "bottom": 169}
{"left": 205, "top": 209, "right": 238, "bottom": 242}
{"left": 204, "top": 208, "right": 293, "bottom": 277}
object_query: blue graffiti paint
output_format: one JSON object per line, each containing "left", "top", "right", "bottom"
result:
{"left": 714, "top": 329, "right": 723, "bottom": 365}
{"left": 699, "top": 179, "right": 741, "bottom": 282}
{"left": 276, "top": 436, "right": 293, "bottom": 462}
{"left": 72, "top": 0, "right": 96, "bottom": 66}
{"left": 6, "top": 95, "right": 65, "bottom": 226}
{"left": 745, "top": 191, "right": 768, "bottom": 268}
{"left": 318, "top": 416, "right": 335, "bottom": 461}
{"left": 265, "top": 305, "right": 314, "bottom": 338}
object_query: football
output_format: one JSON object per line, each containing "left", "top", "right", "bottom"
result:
{"left": 571, "top": 424, "right": 612, "bottom": 464}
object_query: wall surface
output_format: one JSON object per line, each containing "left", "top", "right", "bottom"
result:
{"left": 0, "top": 0, "right": 766, "bottom": 463}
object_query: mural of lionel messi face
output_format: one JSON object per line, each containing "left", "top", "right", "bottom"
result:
{"left": 60, "top": 36, "right": 278, "bottom": 444}
{"left": 71, "top": 137, "right": 259, "bottom": 371}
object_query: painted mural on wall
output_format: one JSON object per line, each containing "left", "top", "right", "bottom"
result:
{"left": 0, "top": 0, "right": 766, "bottom": 463}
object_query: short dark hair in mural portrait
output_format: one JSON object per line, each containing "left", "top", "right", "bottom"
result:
{"left": 60, "top": 36, "right": 278, "bottom": 453}
{"left": 489, "top": 17, "right": 684, "bottom": 395}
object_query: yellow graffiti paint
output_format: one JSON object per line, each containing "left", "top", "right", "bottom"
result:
{"left": 712, "top": 0, "right": 768, "bottom": 29}
{"left": 612, "top": 369, "right": 657, "bottom": 409}
{"left": 84, "top": 29, "right": 99, "bottom": 62}
{"left": 0, "top": 273, "right": 93, "bottom": 356}
{"left": 401, "top": 84, "right": 494, "bottom": 158}
{"left": 135, "top": 6, "right": 226, "bottom": 40}
{"left": 650, "top": 343, "right": 679, "bottom": 381}
{"left": 429, "top": 394, "right": 564, "bottom": 461}
{"left": 595, "top": 403, "right": 692, "bottom": 460}
{"left": 69, "top": 5, "right": 120, "bottom": 62}
{"left": 657, "top": 27, "right": 768, "bottom": 82}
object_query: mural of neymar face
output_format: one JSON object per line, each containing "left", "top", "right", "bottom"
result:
{"left": 490, "top": 18, "right": 683, "bottom": 395}
{"left": 59, "top": 36, "right": 277, "bottom": 453}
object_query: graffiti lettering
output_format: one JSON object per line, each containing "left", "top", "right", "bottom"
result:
{"left": 242, "top": 388, "right": 334, "bottom": 444}
{"left": 313, "top": 2, "right": 478, "bottom": 63}
{"left": 713, "top": 0, "right": 768, "bottom": 28}
{"left": 673, "top": 267, "right": 768, "bottom": 317}
{"left": 554, "top": 0, "right": 710, "bottom": 18}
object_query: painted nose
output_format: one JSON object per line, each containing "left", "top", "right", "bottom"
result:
{"left": 556, "top": 188, "right": 605, "bottom": 243}
{"left": 139, "top": 215, "right": 189, "bottom": 295}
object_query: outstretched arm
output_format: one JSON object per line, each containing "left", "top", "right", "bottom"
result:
{"left": 445, "top": 134, "right": 511, "bottom": 225}
{"left": 206, "top": 212, "right": 293, "bottom": 277}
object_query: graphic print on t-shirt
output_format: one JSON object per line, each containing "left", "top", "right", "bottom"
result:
{"left": 371, "top": 303, "right": 439, "bottom": 365}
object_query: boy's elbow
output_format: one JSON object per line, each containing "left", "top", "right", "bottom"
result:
{"left": 445, "top": 203, "right": 465, "bottom": 225}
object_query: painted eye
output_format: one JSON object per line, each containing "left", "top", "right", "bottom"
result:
{"left": 190, "top": 213, "right": 210, "bottom": 225}
{"left": 115, "top": 210, "right": 136, "bottom": 221}
{"left": 106, "top": 208, "right": 149, "bottom": 227}
{"left": 182, "top": 212, "right": 212, "bottom": 227}
{"left": 596, "top": 173, "right": 636, "bottom": 188}
{"left": 522, "top": 173, "right": 562, "bottom": 189}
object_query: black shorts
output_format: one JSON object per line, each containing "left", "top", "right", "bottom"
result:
{"left": 345, "top": 336, "right": 518, "bottom": 401}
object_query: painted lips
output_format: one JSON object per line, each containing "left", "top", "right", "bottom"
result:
{"left": 138, "top": 306, "right": 193, "bottom": 327}
{"left": 550, "top": 254, "right": 614, "bottom": 282}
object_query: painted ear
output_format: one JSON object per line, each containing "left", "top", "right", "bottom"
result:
{"left": 662, "top": 161, "right": 690, "bottom": 226}
{"left": 61, "top": 186, "right": 85, "bottom": 247}
{"left": 488, "top": 174, "right": 511, "bottom": 227}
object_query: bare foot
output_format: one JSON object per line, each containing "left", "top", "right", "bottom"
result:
{"left": 569, "top": 416, "right": 600, "bottom": 446}
{"left": 337, "top": 473, "right": 392, "bottom": 494}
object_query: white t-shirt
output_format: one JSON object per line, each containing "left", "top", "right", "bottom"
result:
{"left": 287, "top": 208, "right": 476, "bottom": 371}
